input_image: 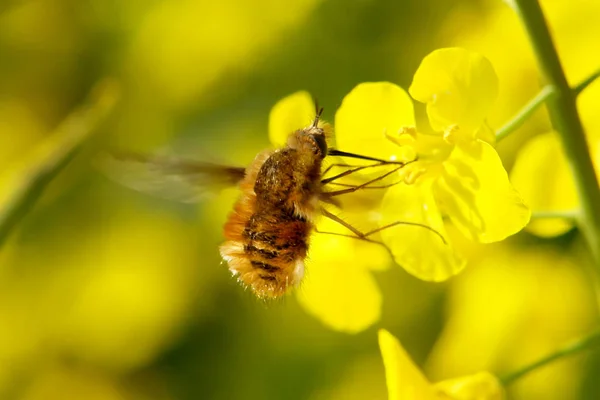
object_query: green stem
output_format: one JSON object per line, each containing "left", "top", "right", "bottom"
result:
{"left": 513, "top": 0, "right": 600, "bottom": 265}
{"left": 0, "top": 82, "right": 118, "bottom": 248}
{"left": 574, "top": 68, "right": 600, "bottom": 96}
{"left": 495, "top": 85, "right": 555, "bottom": 142}
{"left": 531, "top": 209, "right": 579, "bottom": 220}
{"left": 501, "top": 328, "right": 600, "bottom": 386}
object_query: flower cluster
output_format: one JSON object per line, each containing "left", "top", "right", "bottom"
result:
{"left": 267, "top": 48, "right": 529, "bottom": 333}
{"left": 335, "top": 48, "right": 530, "bottom": 281}
{"left": 379, "top": 329, "right": 504, "bottom": 400}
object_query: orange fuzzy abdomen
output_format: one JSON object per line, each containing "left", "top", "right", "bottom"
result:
{"left": 219, "top": 149, "right": 316, "bottom": 298}
{"left": 220, "top": 190, "right": 311, "bottom": 298}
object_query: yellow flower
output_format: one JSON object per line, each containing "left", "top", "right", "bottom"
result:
{"left": 335, "top": 48, "right": 530, "bottom": 282}
{"left": 510, "top": 131, "right": 600, "bottom": 237}
{"left": 269, "top": 91, "right": 390, "bottom": 333}
{"left": 442, "top": 1, "right": 600, "bottom": 238}
{"left": 297, "top": 217, "right": 388, "bottom": 333}
{"left": 426, "top": 243, "right": 596, "bottom": 400}
{"left": 378, "top": 329, "right": 504, "bottom": 400}
{"left": 510, "top": 132, "right": 579, "bottom": 237}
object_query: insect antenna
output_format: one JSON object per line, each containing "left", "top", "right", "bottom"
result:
{"left": 312, "top": 101, "right": 324, "bottom": 128}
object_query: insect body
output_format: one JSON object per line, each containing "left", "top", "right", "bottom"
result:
{"left": 220, "top": 119, "right": 329, "bottom": 298}
{"left": 99, "top": 110, "right": 429, "bottom": 300}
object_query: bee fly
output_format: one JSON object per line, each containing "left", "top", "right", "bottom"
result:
{"left": 101, "top": 108, "right": 440, "bottom": 299}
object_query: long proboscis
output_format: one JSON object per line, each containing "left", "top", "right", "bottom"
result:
{"left": 327, "top": 148, "right": 404, "bottom": 164}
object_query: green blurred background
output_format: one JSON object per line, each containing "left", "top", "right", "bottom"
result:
{"left": 1, "top": 0, "right": 600, "bottom": 399}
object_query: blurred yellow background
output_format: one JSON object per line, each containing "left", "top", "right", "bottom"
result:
{"left": 1, "top": 0, "right": 599, "bottom": 399}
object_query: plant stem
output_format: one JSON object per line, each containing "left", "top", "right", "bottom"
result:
{"left": 495, "top": 85, "right": 555, "bottom": 142}
{"left": 0, "top": 81, "right": 118, "bottom": 248}
{"left": 513, "top": 0, "right": 600, "bottom": 265}
{"left": 531, "top": 209, "right": 579, "bottom": 220}
{"left": 501, "top": 328, "right": 600, "bottom": 386}
{"left": 574, "top": 68, "right": 600, "bottom": 96}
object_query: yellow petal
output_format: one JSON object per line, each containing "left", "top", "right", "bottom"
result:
{"left": 268, "top": 91, "right": 315, "bottom": 147}
{"left": 409, "top": 48, "right": 498, "bottom": 134}
{"left": 433, "top": 372, "right": 505, "bottom": 400}
{"left": 434, "top": 140, "right": 530, "bottom": 243}
{"left": 378, "top": 329, "right": 438, "bottom": 400}
{"left": 379, "top": 182, "right": 465, "bottom": 281}
{"left": 510, "top": 132, "right": 578, "bottom": 237}
{"left": 426, "top": 244, "right": 595, "bottom": 399}
{"left": 297, "top": 223, "right": 382, "bottom": 333}
{"left": 475, "top": 123, "right": 496, "bottom": 146}
{"left": 355, "top": 240, "right": 393, "bottom": 272}
{"left": 296, "top": 258, "right": 381, "bottom": 333}
{"left": 335, "top": 82, "right": 415, "bottom": 161}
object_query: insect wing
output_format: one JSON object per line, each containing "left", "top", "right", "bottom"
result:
{"left": 97, "top": 152, "right": 246, "bottom": 203}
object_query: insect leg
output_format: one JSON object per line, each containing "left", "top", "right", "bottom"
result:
{"left": 313, "top": 226, "right": 385, "bottom": 246}
{"left": 321, "top": 164, "right": 382, "bottom": 185}
{"left": 321, "top": 163, "right": 361, "bottom": 177}
{"left": 322, "top": 165, "right": 404, "bottom": 197}
{"left": 324, "top": 179, "right": 403, "bottom": 190}
{"left": 320, "top": 208, "right": 365, "bottom": 237}
{"left": 362, "top": 221, "right": 447, "bottom": 244}
{"left": 319, "top": 208, "right": 447, "bottom": 245}
{"left": 314, "top": 210, "right": 387, "bottom": 248}
{"left": 322, "top": 158, "right": 416, "bottom": 185}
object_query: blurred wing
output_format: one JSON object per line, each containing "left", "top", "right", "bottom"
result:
{"left": 97, "top": 152, "right": 246, "bottom": 203}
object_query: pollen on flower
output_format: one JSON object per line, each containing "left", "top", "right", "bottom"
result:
{"left": 443, "top": 124, "right": 461, "bottom": 144}
{"left": 387, "top": 126, "right": 419, "bottom": 146}
{"left": 399, "top": 126, "right": 418, "bottom": 136}
{"left": 405, "top": 168, "right": 426, "bottom": 184}
{"left": 399, "top": 164, "right": 426, "bottom": 185}
{"left": 385, "top": 126, "right": 416, "bottom": 146}
{"left": 385, "top": 127, "right": 419, "bottom": 161}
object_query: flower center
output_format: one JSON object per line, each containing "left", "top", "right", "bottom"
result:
{"left": 386, "top": 126, "right": 453, "bottom": 184}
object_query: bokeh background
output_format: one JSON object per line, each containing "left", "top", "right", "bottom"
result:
{"left": 1, "top": 0, "right": 600, "bottom": 399}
